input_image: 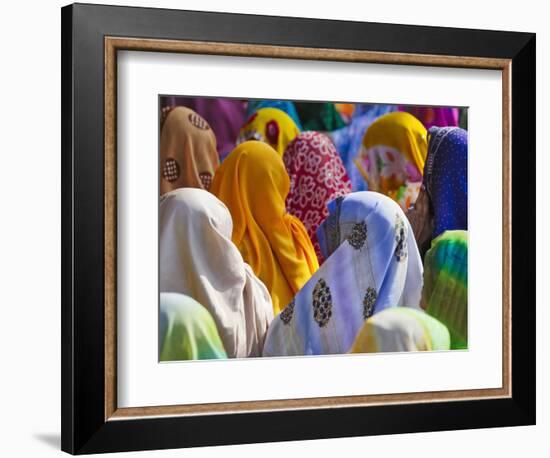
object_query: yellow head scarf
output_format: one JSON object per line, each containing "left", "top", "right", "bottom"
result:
{"left": 356, "top": 112, "right": 427, "bottom": 208}
{"left": 211, "top": 140, "right": 319, "bottom": 313}
{"left": 237, "top": 107, "right": 300, "bottom": 156}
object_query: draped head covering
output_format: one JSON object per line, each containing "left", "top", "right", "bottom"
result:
{"left": 350, "top": 307, "right": 450, "bottom": 353}
{"left": 159, "top": 188, "right": 274, "bottom": 358}
{"left": 237, "top": 108, "right": 300, "bottom": 156}
{"left": 160, "top": 106, "right": 219, "bottom": 194}
{"left": 159, "top": 293, "right": 227, "bottom": 361}
{"left": 283, "top": 131, "right": 352, "bottom": 263}
{"left": 422, "top": 230, "right": 468, "bottom": 350}
{"left": 161, "top": 97, "right": 246, "bottom": 158}
{"left": 355, "top": 111, "right": 428, "bottom": 210}
{"left": 246, "top": 100, "right": 303, "bottom": 129}
{"left": 424, "top": 126, "right": 468, "bottom": 238}
{"left": 330, "top": 104, "right": 396, "bottom": 192}
{"left": 263, "top": 191, "right": 423, "bottom": 357}
{"left": 211, "top": 140, "right": 319, "bottom": 314}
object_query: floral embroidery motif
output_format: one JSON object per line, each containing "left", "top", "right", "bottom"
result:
{"left": 188, "top": 112, "right": 210, "bottom": 130}
{"left": 280, "top": 299, "right": 295, "bottom": 325}
{"left": 347, "top": 222, "right": 367, "bottom": 250}
{"left": 283, "top": 132, "right": 352, "bottom": 261}
{"left": 318, "top": 159, "right": 345, "bottom": 189}
{"left": 162, "top": 158, "right": 180, "bottom": 182}
{"left": 362, "top": 287, "right": 377, "bottom": 320}
{"left": 394, "top": 215, "right": 408, "bottom": 262}
{"left": 303, "top": 209, "right": 322, "bottom": 231}
{"left": 304, "top": 152, "right": 322, "bottom": 174}
{"left": 295, "top": 175, "right": 316, "bottom": 208}
{"left": 199, "top": 172, "right": 213, "bottom": 190}
{"left": 310, "top": 187, "right": 328, "bottom": 210}
{"left": 312, "top": 278, "right": 332, "bottom": 328}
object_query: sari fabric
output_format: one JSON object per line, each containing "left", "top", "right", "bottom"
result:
{"left": 350, "top": 307, "right": 450, "bottom": 353}
{"left": 263, "top": 192, "right": 423, "bottom": 356}
{"left": 160, "top": 97, "right": 246, "bottom": 157}
{"left": 237, "top": 108, "right": 300, "bottom": 156}
{"left": 246, "top": 100, "right": 303, "bottom": 129}
{"left": 160, "top": 106, "right": 219, "bottom": 194}
{"left": 398, "top": 106, "right": 459, "bottom": 129}
{"left": 160, "top": 188, "right": 274, "bottom": 358}
{"left": 283, "top": 131, "right": 352, "bottom": 263}
{"left": 159, "top": 293, "right": 227, "bottom": 361}
{"left": 211, "top": 141, "right": 319, "bottom": 314}
{"left": 424, "top": 127, "right": 468, "bottom": 238}
{"left": 422, "top": 230, "right": 468, "bottom": 349}
{"left": 330, "top": 104, "right": 396, "bottom": 192}
{"left": 355, "top": 111, "right": 428, "bottom": 210}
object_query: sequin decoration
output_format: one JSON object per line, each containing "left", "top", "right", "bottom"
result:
{"left": 394, "top": 215, "right": 408, "bottom": 262}
{"left": 160, "top": 106, "right": 176, "bottom": 128}
{"left": 162, "top": 158, "right": 180, "bottom": 182}
{"left": 188, "top": 112, "right": 210, "bottom": 130}
{"left": 312, "top": 278, "right": 332, "bottom": 328}
{"left": 280, "top": 299, "right": 295, "bottom": 325}
{"left": 199, "top": 172, "right": 213, "bottom": 190}
{"left": 347, "top": 222, "right": 368, "bottom": 250}
{"left": 362, "top": 287, "right": 377, "bottom": 320}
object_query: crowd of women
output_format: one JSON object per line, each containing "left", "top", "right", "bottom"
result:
{"left": 158, "top": 98, "right": 468, "bottom": 361}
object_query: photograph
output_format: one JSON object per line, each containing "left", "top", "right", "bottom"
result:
{"left": 55, "top": 1, "right": 538, "bottom": 454}
{"left": 158, "top": 97, "right": 468, "bottom": 360}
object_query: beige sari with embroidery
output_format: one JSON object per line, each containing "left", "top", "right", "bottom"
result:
{"left": 160, "top": 106, "right": 219, "bottom": 194}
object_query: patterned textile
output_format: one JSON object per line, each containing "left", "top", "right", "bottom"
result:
{"left": 263, "top": 192, "right": 423, "bottom": 356}
{"left": 283, "top": 131, "right": 352, "bottom": 263}
{"left": 355, "top": 111, "right": 428, "bottom": 211}
{"left": 422, "top": 230, "right": 468, "bottom": 350}
{"left": 160, "top": 106, "right": 219, "bottom": 195}
{"left": 424, "top": 126, "right": 468, "bottom": 238}
{"left": 330, "top": 104, "right": 396, "bottom": 192}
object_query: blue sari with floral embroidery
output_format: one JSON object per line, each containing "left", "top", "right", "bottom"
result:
{"left": 263, "top": 191, "right": 423, "bottom": 356}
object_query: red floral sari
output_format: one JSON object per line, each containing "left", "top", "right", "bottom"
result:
{"left": 283, "top": 131, "right": 352, "bottom": 264}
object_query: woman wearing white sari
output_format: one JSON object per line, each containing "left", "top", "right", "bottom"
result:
{"left": 263, "top": 191, "right": 423, "bottom": 356}
{"left": 160, "top": 188, "right": 274, "bottom": 358}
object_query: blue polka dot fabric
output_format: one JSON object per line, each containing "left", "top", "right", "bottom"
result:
{"left": 424, "top": 126, "right": 468, "bottom": 238}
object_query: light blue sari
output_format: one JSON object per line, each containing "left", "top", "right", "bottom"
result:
{"left": 263, "top": 191, "right": 423, "bottom": 356}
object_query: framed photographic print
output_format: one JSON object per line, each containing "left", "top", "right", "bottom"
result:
{"left": 61, "top": 3, "right": 536, "bottom": 454}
